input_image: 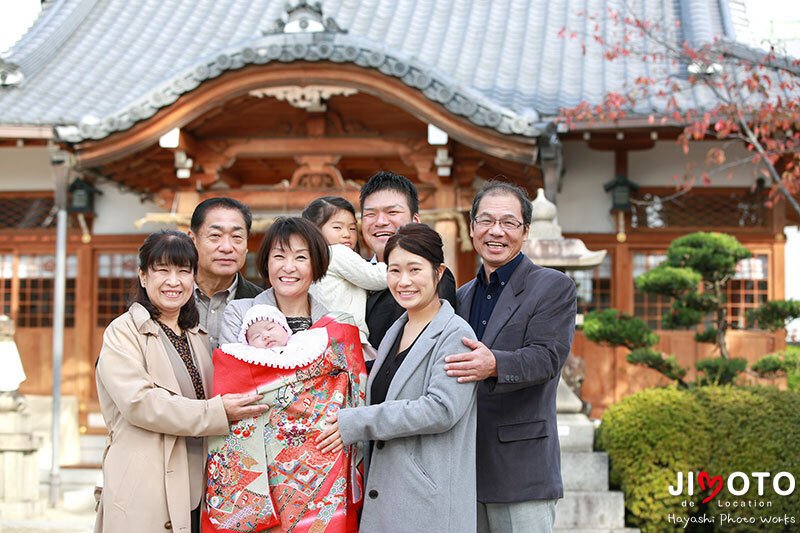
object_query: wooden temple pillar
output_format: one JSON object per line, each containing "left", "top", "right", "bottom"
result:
{"left": 404, "top": 146, "right": 461, "bottom": 281}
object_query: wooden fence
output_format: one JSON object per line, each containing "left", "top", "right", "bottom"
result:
{"left": 574, "top": 329, "right": 787, "bottom": 417}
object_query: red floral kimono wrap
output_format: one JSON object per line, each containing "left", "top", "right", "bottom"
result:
{"left": 202, "top": 314, "right": 366, "bottom": 532}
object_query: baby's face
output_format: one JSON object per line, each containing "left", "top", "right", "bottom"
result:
{"left": 246, "top": 319, "right": 290, "bottom": 349}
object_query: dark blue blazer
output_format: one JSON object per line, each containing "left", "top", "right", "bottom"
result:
{"left": 456, "top": 257, "right": 577, "bottom": 503}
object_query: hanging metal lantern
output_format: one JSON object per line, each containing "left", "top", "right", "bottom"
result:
{"left": 603, "top": 174, "right": 639, "bottom": 211}
{"left": 67, "top": 178, "right": 101, "bottom": 214}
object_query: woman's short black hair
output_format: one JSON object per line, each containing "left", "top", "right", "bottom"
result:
{"left": 383, "top": 223, "right": 444, "bottom": 285}
{"left": 256, "top": 217, "right": 330, "bottom": 288}
{"left": 132, "top": 230, "right": 199, "bottom": 329}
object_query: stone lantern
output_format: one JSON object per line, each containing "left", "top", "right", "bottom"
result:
{"left": 0, "top": 315, "right": 43, "bottom": 518}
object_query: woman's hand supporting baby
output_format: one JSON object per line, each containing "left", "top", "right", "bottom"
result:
{"left": 222, "top": 393, "right": 268, "bottom": 422}
{"left": 316, "top": 412, "right": 344, "bottom": 454}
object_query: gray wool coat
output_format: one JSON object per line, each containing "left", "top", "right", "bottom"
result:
{"left": 337, "top": 300, "right": 478, "bottom": 533}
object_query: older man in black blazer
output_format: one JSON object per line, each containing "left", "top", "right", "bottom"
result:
{"left": 445, "top": 181, "right": 577, "bottom": 533}
{"left": 189, "top": 197, "right": 263, "bottom": 349}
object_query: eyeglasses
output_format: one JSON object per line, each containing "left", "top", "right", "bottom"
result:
{"left": 472, "top": 216, "right": 524, "bottom": 231}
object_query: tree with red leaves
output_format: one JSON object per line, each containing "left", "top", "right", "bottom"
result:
{"left": 559, "top": 4, "right": 800, "bottom": 215}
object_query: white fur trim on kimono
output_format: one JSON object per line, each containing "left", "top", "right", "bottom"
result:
{"left": 238, "top": 304, "right": 292, "bottom": 344}
{"left": 220, "top": 328, "right": 328, "bottom": 369}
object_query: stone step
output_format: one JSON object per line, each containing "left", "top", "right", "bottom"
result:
{"left": 38, "top": 469, "right": 100, "bottom": 514}
{"left": 554, "top": 491, "right": 626, "bottom": 529}
{"left": 557, "top": 412, "right": 596, "bottom": 452}
{"left": 553, "top": 527, "right": 640, "bottom": 533}
{"left": 561, "top": 451, "right": 609, "bottom": 491}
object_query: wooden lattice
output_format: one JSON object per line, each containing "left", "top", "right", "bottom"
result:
{"left": 13, "top": 254, "right": 77, "bottom": 328}
{"left": 631, "top": 190, "right": 768, "bottom": 229}
{"left": 0, "top": 196, "right": 57, "bottom": 229}
{"left": 96, "top": 253, "right": 138, "bottom": 327}
{"left": 633, "top": 252, "right": 672, "bottom": 329}
{"left": 634, "top": 252, "right": 769, "bottom": 331}
{"left": 726, "top": 255, "right": 769, "bottom": 329}
{"left": 1, "top": 254, "right": 11, "bottom": 317}
{"left": 568, "top": 256, "right": 613, "bottom": 315}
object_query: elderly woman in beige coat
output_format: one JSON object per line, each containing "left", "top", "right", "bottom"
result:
{"left": 94, "top": 230, "right": 267, "bottom": 533}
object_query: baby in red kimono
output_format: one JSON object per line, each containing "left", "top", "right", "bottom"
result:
{"left": 220, "top": 304, "right": 330, "bottom": 369}
{"left": 243, "top": 306, "right": 291, "bottom": 349}
{"left": 202, "top": 305, "right": 365, "bottom": 533}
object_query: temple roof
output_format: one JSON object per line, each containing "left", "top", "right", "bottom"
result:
{"left": 0, "top": 0, "right": 750, "bottom": 142}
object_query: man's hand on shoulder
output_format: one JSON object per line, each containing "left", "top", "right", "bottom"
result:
{"left": 444, "top": 338, "right": 497, "bottom": 383}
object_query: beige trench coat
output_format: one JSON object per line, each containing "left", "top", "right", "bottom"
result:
{"left": 94, "top": 303, "right": 228, "bottom": 533}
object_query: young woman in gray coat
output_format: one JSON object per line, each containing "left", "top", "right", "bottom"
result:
{"left": 317, "top": 223, "right": 478, "bottom": 532}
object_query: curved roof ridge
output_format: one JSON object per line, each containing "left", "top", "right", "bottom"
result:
{"left": 7, "top": 0, "right": 98, "bottom": 83}
{"left": 0, "top": 0, "right": 755, "bottom": 135}
{"left": 56, "top": 31, "right": 545, "bottom": 142}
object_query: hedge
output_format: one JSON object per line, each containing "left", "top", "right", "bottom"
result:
{"left": 597, "top": 386, "right": 800, "bottom": 532}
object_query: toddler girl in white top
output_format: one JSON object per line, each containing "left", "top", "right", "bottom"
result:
{"left": 302, "top": 196, "right": 386, "bottom": 348}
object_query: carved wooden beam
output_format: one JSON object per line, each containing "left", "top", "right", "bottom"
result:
{"left": 72, "top": 63, "right": 537, "bottom": 167}
{"left": 399, "top": 143, "right": 440, "bottom": 186}
{"left": 452, "top": 156, "right": 483, "bottom": 189}
{"left": 197, "top": 188, "right": 362, "bottom": 211}
{"left": 218, "top": 137, "right": 416, "bottom": 159}
{"left": 217, "top": 169, "right": 243, "bottom": 188}
{"left": 290, "top": 155, "right": 344, "bottom": 188}
{"left": 191, "top": 172, "right": 220, "bottom": 189}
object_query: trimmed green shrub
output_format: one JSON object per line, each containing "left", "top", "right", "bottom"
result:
{"left": 636, "top": 266, "right": 702, "bottom": 297}
{"left": 700, "top": 387, "right": 800, "bottom": 531}
{"left": 666, "top": 232, "right": 752, "bottom": 283}
{"left": 583, "top": 309, "right": 659, "bottom": 351}
{"left": 752, "top": 351, "right": 799, "bottom": 376}
{"left": 636, "top": 232, "right": 752, "bottom": 360}
{"left": 693, "top": 328, "right": 718, "bottom": 344}
{"left": 597, "top": 388, "right": 711, "bottom": 531}
{"left": 627, "top": 348, "right": 688, "bottom": 383}
{"left": 748, "top": 300, "right": 800, "bottom": 331}
{"left": 753, "top": 346, "right": 800, "bottom": 391}
{"left": 599, "top": 386, "right": 800, "bottom": 532}
{"left": 695, "top": 357, "right": 747, "bottom": 386}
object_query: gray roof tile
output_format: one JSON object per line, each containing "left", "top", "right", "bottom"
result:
{"left": 0, "top": 0, "right": 751, "bottom": 140}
